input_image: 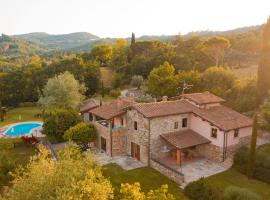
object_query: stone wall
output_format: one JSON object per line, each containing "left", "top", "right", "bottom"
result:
{"left": 150, "top": 113, "right": 190, "bottom": 157}
{"left": 94, "top": 121, "right": 111, "bottom": 155}
{"left": 112, "top": 127, "right": 127, "bottom": 156}
{"left": 196, "top": 143, "right": 224, "bottom": 162}
{"left": 226, "top": 136, "right": 251, "bottom": 159}
{"left": 126, "top": 109, "right": 149, "bottom": 164}
{"left": 197, "top": 135, "right": 251, "bottom": 162}
{"left": 150, "top": 159, "right": 184, "bottom": 185}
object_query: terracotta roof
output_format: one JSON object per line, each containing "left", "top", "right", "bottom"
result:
{"left": 133, "top": 100, "right": 194, "bottom": 118}
{"left": 90, "top": 99, "right": 134, "bottom": 120}
{"left": 80, "top": 99, "right": 98, "bottom": 113}
{"left": 171, "top": 92, "right": 225, "bottom": 105}
{"left": 132, "top": 98, "right": 252, "bottom": 131}
{"left": 161, "top": 129, "right": 210, "bottom": 149}
{"left": 194, "top": 105, "right": 253, "bottom": 131}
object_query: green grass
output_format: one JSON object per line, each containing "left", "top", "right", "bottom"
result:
{"left": 0, "top": 139, "right": 37, "bottom": 189}
{"left": 206, "top": 168, "right": 270, "bottom": 200}
{"left": 259, "top": 143, "right": 270, "bottom": 156}
{"left": 102, "top": 163, "right": 187, "bottom": 200}
{"left": 0, "top": 106, "right": 41, "bottom": 127}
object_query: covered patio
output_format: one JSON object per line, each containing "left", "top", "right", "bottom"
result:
{"left": 153, "top": 130, "right": 211, "bottom": 169}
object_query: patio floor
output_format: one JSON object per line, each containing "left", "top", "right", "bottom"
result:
{"left": 94, "top": 152, "right": 146, "bottom": 170}
{"left": 179, "top": 158, "right": 228, "bottom": 186}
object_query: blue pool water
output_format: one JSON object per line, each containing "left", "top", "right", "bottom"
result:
{"left": 4, "top": 122, "right": 42, "bottom": 136}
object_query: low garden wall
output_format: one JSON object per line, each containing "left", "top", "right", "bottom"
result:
{"left": 150, "top": 158, "right": 184, "bottom": 185}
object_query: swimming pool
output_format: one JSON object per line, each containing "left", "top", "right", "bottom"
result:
{"left": 4, "top": 122, "right": 43, "bottom": 136}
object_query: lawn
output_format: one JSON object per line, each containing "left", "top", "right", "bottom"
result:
{"left": 0, "top": 106, "right": 41, "bottom": 127}
{"left": 205, "top": 168, "right": 270, "bottom": 200}
{"left": 0, "top": 139, "right": 37, "bottom": 189}
{"left": 259, "top": 143, "right": 270, "bottom": 156}
{"left": 102, "top": 163, "right": 187, "bottom": 200}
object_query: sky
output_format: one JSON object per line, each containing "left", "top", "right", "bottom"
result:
{"left": 0, "top": 0, "right": 269, "bottom": 38}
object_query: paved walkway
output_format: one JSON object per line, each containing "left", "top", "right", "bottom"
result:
{"left": 94, "top": 152, "right": 146, "bottom": 170}
{"left": 178, "top": 158, "right": 228, "bottom": 187}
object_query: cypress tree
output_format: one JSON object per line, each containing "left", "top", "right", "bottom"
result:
{"left": 131, "top": 32, "right": 135, "bottom": 45}
{"left": 257, "top": 16, "right": 270, "bottom": 104}
{"left": 247, "top": 114, "right": 258, "bottom": 179}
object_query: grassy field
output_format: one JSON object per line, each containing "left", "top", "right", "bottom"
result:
{"left": 206, "top": 168, "right": 270, "bottom": 200}
{"left": 259, "top": 143, "right": 270, "bottom": 156}
{"left": 0, "top": 106, "right": 41, "bottom": 127}
{"left": 102, "top": 164, "right": 187, "bottom": 200}
{"left": 0, "top": 139, "right": 37, "bottom": 188}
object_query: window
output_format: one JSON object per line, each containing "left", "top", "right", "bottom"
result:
{"left": 174, "top": 122, "right": 179, "bottom": 129}
{"left": 134, "top": 121, "right": 138, "bottom": 130}
{"left": 234, "top": 129, "right": 239, "bottom": 138}
{"left": 120, "top": 117, "right": 124, "bottom": 126}
{"left": 211, "top": 128, "right": 217, "bottom": 138}
{"left": 182, "top": 118, "right": 188, "bottom": 128}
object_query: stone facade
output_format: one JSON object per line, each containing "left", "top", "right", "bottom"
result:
{"left": 196, "top": 143, "right": 224, "bottom": 162}
{"left": 112, "top": 127, "right": 127, "bottom": 156}
{"left": 150, "top": 159, "right": 184, "bottom": 185}
{"left": 126, "top": 109, "right": 149, "bottom": 164}
{"left": 150, "top": 113, "right": 190, "bottom": 158}
{"left": 94, "top": 121, "right": 112, "bottom": 155}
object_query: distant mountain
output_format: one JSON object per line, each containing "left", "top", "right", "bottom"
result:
{"left": 184, "top": 25, "right": 263, "bottom": 38}
{"left": 0, "top": 34, "right": 47, "bottom": 56}
{"left": 14, "top": 32, "right": 100, "bottom": 50}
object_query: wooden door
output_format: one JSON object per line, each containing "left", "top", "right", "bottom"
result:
{"left": 131, "top": 142, "right": 140, "bottom": 161}
{"left": 101, "top": 137, "right": 106, "bottom": 152}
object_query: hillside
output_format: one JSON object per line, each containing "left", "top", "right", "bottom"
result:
{"left": 0, "top": 34, "right": 47, "bottom": 56}
{"left": 14, "top": 32, "right": 100, "bottom": 50}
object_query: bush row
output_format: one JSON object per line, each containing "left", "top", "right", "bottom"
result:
{"left": 233, "top": 146, "right": 270, "bottom": 184}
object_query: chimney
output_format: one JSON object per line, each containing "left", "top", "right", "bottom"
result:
{"left": 127, "top": 93, "right": 135, "bottom": 102}
{"left": 162, "top": 96, "right": 168, "bottom": 101}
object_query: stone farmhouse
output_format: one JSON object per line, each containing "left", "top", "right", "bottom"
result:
{"left": 83, "top": 92, "right": 252, "bottom": 183}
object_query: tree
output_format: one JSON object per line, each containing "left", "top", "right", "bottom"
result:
{"left": 146, "top": 62, "right": 178, "bottom": 97}
{"left": 119, "top": 182, "right": 175, "bottom": 200}
{"left": 260, "top": 94, "right": 270, "bottom": 131}
{"left": 223, "top": 186, "right": 262, "bottom": 200}
{"left": 64, "top": 122, "right": 96, "bottom": 147}
{"left": 90, "top": 44, "right": 113, "bottom": 67}
{"left": 131, "top": 32, "right": 136, "bottom": 45}
{"left": 203, "top": 37, "right": 230, "bottom": 66}
{"left": 42, "top": 109, "right": 81, "bottom": 142}
{"left": 131, "top": 75, "right": 144, "bottom": 89}
{"left": 1, "top": 145, "right": 113, "bottom": 200}
{"left": 38, "top": 71, "right": 86, "bottom": 110}
{"left": 201, "top": 66, "right": 236, "bottom": 96}
{"left": 247, "top": 114, "right": 258, "bottom": 179}
{"left": 177, "top": 70, "right": 202, "bottom": 93}
{"left": 257, "top": 17, "right": 270, "bottom": 104}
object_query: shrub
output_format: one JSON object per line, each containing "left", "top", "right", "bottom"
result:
{"left": 0, "top": 151, "right": 15, "bottom": 187}
{"left": 135, "top": 94, "right": 155, "bottom": 103}
{"left": 131, "top": 75, "right": 144, "bottom": 89}
{"left": 184, "top": 178, "right": 221, "bottom": 200}
{"left": 42, "top": 109, "right": 81, "bottom": 142}
{"left": 64, "top": 122, "right": 96, "bottom": 147}
{"left": 109, "top": 88, "right": 121, "bottom": 98}
{"left": 233, "top": 146, "right": 270, "bottom": 184}
{"left": 223, "top": 186, "right": 262, "bottom": 200}
{"left": 0, "top": 138, "right": 22, "bottom": 150}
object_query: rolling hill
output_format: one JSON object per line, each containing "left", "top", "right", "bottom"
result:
{"left": 14, "top": 32, "right": 100, "bottom": 50}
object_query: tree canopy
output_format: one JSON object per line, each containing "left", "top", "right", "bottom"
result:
{"left": 38, "top": 71, "right": 86, "bottom": 110}
{"left": 146, "top": 62, "right": 178, "bottom": 97}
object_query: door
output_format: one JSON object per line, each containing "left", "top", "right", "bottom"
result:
{"left": 101, "top": 137, "right": 106, "bottom": 152}
{"left": 131, "top": 142, "right": 140, "bottom": 161}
